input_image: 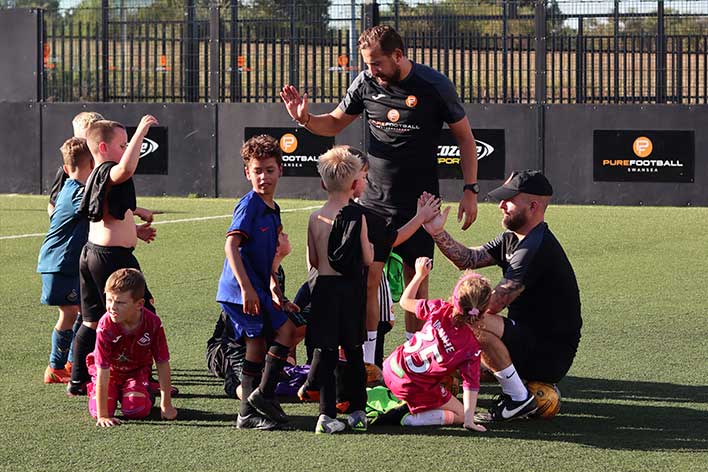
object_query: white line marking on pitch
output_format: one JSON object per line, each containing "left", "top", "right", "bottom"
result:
{"left": 0, "top": 205, "right": 321, "bottom": 240}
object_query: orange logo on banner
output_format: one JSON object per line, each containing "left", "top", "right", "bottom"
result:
{"left": 387, "top": 109, "right": 400, "bottom": 122}
{"left": 405, "top": 95, "right": 417, "bottom": 107}
{"left": 633, "top": 136, "right": 653, "bottom": 158}
{"left": 237, "top": 56, "right": 246, "bottom": 68}
{"left": 337, "top": 55, "right": 349, "bottom": 67}
{"left": 280, "top": 133, "right": 298, "bottom": 153}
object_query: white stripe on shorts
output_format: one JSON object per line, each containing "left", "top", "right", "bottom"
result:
{"left": 378, "top": 274, "right": 394, "bottom": 322}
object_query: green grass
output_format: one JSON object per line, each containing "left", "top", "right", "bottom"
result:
{"left": 1, "top": 194, "right": 706, "bottom": 471}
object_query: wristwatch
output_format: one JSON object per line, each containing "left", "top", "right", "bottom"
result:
{"left": 463, "top": 183, "right": 480, "bottom": 194}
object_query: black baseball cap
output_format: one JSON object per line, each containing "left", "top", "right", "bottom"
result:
{"left": 487, "top": 170, "right": 553, "bottom": 200}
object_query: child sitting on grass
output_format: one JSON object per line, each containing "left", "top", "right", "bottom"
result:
{"left": 87, "top": 268, "right": 177, "bottom": 427}
{"left": 382, "top": 257, "right": 488, "bottom": 432}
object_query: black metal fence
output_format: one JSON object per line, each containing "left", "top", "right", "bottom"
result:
{"left": 24, "top": 0, "right": 708, "bottom": 104}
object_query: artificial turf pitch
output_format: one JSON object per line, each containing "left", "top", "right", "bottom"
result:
{"left": 0, "top": 194, "right": 706, "bottom": 471}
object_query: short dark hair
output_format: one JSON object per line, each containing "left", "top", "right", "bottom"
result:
{"left": 241, "top": 134, "right": 283, "bottom": 166}
{"left": 358, "top": 25, "right": 405, "bottom": 55}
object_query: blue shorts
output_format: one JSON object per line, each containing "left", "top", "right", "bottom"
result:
{"left": 220, "top": 301, "right": 288, "bottom": 339}
{"left": 40, "top": 272, "right": 80, "bottom": 306}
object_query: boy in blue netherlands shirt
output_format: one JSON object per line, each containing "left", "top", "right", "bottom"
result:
{"left": 217, "top": 134, "right": 295, "bottom": 430}
{"left": 37, "top": 137, "right": 94, "bottom": 383}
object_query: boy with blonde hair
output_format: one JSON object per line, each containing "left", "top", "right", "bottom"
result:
{"left": 67, "top": 116, "right": 159, "bottom": 396}
{"left": 306, "top": 145, "right": 374, "bottom": 434}
{"left": 48, "top": 111, "right": 105, "bottom": 215}
{"left": 87, "top": 268, "right": 176, "bottom": 427}
{"left": 37, "top": 137, "right": 94, "bottom": 383}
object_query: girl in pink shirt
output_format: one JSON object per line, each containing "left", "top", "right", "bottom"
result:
{"left": 383, "top": 257, "right": 489, "bottom": 431}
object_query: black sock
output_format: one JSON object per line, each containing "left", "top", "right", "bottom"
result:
{"left": 342, "top": 346, "right": 367, "bottom": 412}
{"left": 335, "top": 360, "right": 351, "bottom": 405}
{"left": 259, "top": 342, "right": 289, "bottom": 398}
{"left": 239, "top": 360, "right": 262, "bottom": 416}
{"left": 375, "top": 321, "right": 393, "bottom": 368}
{"left": 318, "top": 349, "right": 339, "bottom": 418}
{"left": 70, "top": 325, "right": 96, "bottom": 384}
{"left": 305, "top": 348, "right": 322, "bottom": 390}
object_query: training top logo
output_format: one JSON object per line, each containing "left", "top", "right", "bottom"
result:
{"left": 405, "top": 95, "right": 417, "bottom": 108}
{"left": 139, "top": 138, "right": 159, "bottom": 159}
{"left": 387, "top": 109, "right": 400, "bottom": 123}
{"left": 138, "top": 333, "right": 151, "bottom": 346}
{"left": 633, "top": 136, "right": 653, "bottom": 158}
{"left": 279, "top": 133, "right": 298, "bottom": 153}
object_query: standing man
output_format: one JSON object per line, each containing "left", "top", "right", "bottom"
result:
{"left": 281, "top": 25, "right": 479, "bottom": 341}
{"left": 421, "top": 170, "right": 582, "bottom": 421}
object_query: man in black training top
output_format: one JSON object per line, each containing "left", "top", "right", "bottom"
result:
{"left": 281, "top": 25, "right": 480, "bottom": 341}
{"left": 421, "top": 170, "right": 582, "bottom": 421}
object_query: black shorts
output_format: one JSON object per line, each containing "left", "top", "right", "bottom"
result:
{"left": 79, "top": 242, "right": 154, "bottom": 322}
{"left": 501, "top": 318, "right": 575, "bottom": 383}
{"left": 307, "top": 275, "right": 365, "bottom": 350}
{"left": 390, "top": 212, "right": 434, "bottom": 268}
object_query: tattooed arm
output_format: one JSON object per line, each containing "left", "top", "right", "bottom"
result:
{"left": 423, "top": 204, "right": 497, "bottom": 271}
{"left": 431, "top": 231, "right": 496, "bottom": 270}
{"left": 487, "top": 278, "right": 525, "bottom": 314}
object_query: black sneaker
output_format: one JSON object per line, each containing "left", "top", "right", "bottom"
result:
{"left": 235, "top": 412, "right": 279, "bottom": 430}
{"left": 247, "top": 388, "right": 289, "bottom": 423}
{"left": 369, "top": 403, "right": 410, "bottom": 426}
{"left": 479, "top": 392, "right": 538, "bottom": 422}
{"left": 66, "top": 380, "right": 88, "bottom": 397}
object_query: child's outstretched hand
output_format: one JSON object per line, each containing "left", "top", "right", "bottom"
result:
{"left": 464, "top": 421, "right": 487, "bottom": 432}
{"left": 96, "top": 416, "right": 121, "bottom": 428}
{"left": 161, "top": 405, "right": 177, "bottom": 421}
{"left": 136, "top": 115, "right": 158, "bottom": 137}
{"left": 416, "top": 192, "right": 441, "bottom": 223}
{"left": 414, "top": 257, "right": 433, "bottom": 278}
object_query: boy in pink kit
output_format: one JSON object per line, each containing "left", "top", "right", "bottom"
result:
{"left": 383, "top": 256, "right": 488, "bottom": 431}
{"left": 87, "top": 268, "right": 177, "bottom": 427}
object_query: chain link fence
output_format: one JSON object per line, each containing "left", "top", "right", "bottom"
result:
{"left": 9, "top": 0, "right": 706, "bottom": 103}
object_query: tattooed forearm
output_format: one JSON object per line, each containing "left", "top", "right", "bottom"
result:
{"left": 487, "top": 278, "right": 525, "bottom": 314}
{"left": 432, "top": 231, "right": 495, "bottom": 270}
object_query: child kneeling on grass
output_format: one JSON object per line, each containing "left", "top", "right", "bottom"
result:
{"left": 87, "top": 268, "right": 177, "bottom": 427}
{"left": 382, "top": 257, "right": 488, "bottom": 432}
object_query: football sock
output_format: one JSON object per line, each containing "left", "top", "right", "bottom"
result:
{"left": 363, "top": 331, "right": 377, "bottom": 364}
{"left": 405, "top": 331, "right": 415, "bottom": 341}
{"left": 305, "top": 348, "right": 321, "bottom": 389}
{"left": 341, "top": 347, "right": 367, "bottom": 412}
{"left": 239, "top": 360, "right": 263, "bottom": 416}
{"left": 259, "top": 342, "right": 289, "bottom": 398}
{"left": 319, "top": 349, "right": 339, "bottom": 418}
{"left": 66, "top": 314, "right": 82, "bottom": 362}
{"left": 374, "top": 321, "right": 392, "bottom": 368}
{"left": 49, "top": 328, "right": 74, "bottom": 369}
{"left": 70, "top": 325, "right": 96, "bottom": 384}
{"left": 494, "top": 364, "right": 528, "bottom": 401}
{"left": 402, "top": 409, "right": 454, "bottom": 426}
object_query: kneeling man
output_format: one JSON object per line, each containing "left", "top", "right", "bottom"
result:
{"left": 422, "top": 170, "right": 582, "bottom": 421}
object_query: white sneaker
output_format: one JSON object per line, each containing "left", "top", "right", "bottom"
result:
{"left": 315, "top": 414, "right": 345, "bottom": 434}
